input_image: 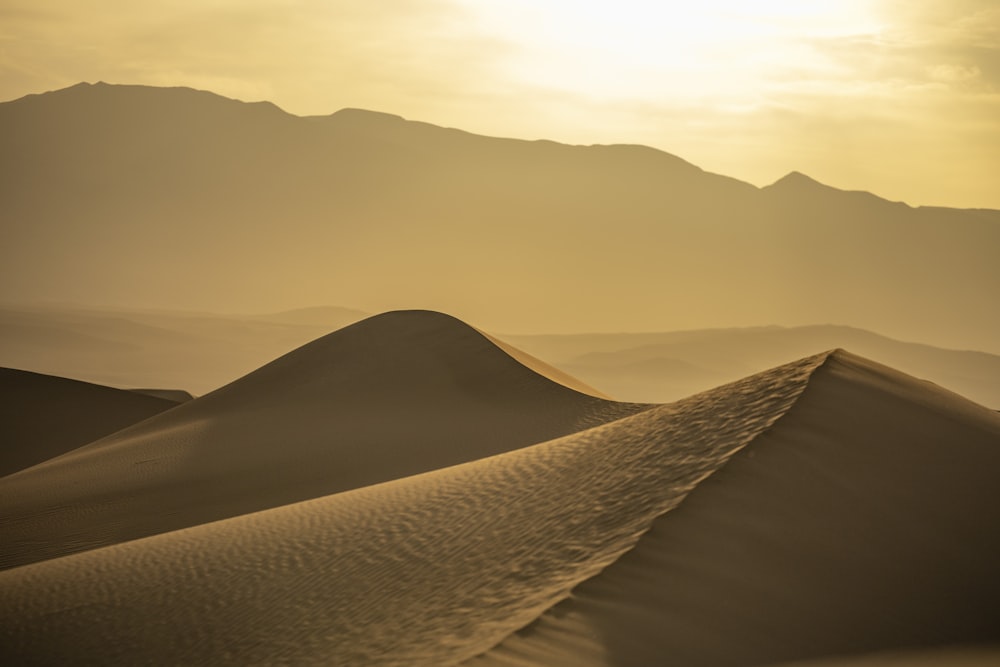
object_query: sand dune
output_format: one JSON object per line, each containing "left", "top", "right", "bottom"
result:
{"left": 1, "top": 314, "right": 997, "bottom": 665}
{"left": 0, "top": 346, "right": 824, "bottom": 665}
{"left": 0, "top": 367, "right": 180, "bottom": 478}
{"left": 472, "top": 351, "right": 1000, "bottom": 666}
{"left": 0, "top": 310, "right": 643, "bottom": 570}
{"left": 127, "top": 388, "right": 195, "bottom": 402}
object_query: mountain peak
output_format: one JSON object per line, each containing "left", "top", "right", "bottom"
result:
{"left": 329, "top": 107, "right": 406, "bottom": 123}
{"left": 764, "top": 170, "right": 910, "bottom": 209}
{"left": 768, "top": 171, "right": 830, "bottom": 191}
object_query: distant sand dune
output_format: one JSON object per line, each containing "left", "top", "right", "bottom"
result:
{"left": 0, "top": 310, "right": 644, "bottom": 570}
{"left": 0, "top": 368, "right": 179, "bottom": 477}
{"left": 127, "top": 388, "right": 194, "bottom": 402}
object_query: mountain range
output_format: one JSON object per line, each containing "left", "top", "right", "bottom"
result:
{"left": 2, "top": 82, "right": 998, "bottom": 352}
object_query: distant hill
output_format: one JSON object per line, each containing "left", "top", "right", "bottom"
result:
{"left": 2, "top": 82, "right": 998, "bottom": 351}
{"left": 0, "top": 303, "right": 366, "bottom": 395}
{"left": 507, "top": 324, "right": 1000, "bottom": 409}
{"left": 3, "top": 304, "right": 999, "bottom": 409}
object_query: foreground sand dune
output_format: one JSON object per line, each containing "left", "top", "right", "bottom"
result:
{"left": 0, "top": 347, "right": 824, "bottom": 665}
{"left": 473, "top": 352, "right": 1000, "bottom": 666}
{"left": 0, "top": 368, "right": 180, "bottom": 478}
{"left": 0, "top": 310, "right": 644, "bottom": 570}
{"left": 1, "top": 314, "right": 997, "bottom": 666}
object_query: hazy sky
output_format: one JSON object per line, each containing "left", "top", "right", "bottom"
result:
{"left": 2, "top": 0, "right": 998, "bottom": 208}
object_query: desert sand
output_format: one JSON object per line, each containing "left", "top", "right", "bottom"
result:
{"left": 2, "top": 311, "right": 998, "bottom": 665}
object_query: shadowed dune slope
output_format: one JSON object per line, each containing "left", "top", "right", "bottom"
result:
{"left": 0, "top": 368, "right": 179, "bottom": 477}
{"left": 0, "top": 310, "right": 644, "bottom": 570}
{"left": 0, "top": 352, "right": 826, "bottom": 666}
{"left": 764, "top": 646, "right": 1000, "bottom": 667}
{"left": 471, "top": 350, "right": 1000, "bottom": 666}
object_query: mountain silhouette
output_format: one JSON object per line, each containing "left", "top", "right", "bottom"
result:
{"left": 2, "top": 82, "right": 998, "bottom": 351}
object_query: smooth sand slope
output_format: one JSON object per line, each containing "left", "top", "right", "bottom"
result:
{"left": 472, "top": 351, "right": 1000, "bottom": 666}
{"left": 0, "top": 348, "right": 824, "bottom": 665}
{"left": 0, "top": 310, "right": 644, "bottom": 570}
{"left": 0, "top": 368, "right": 180, "bottom": 477}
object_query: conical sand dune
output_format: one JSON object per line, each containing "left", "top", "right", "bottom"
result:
{"left": 0, "top": 367, "right": 180, "bottom": 478}
{"left": 0, "top": 310, "right": 644, "bottom": 570}
{"left": 470, "top": 351, "right": 1000, "bottom": 666}
{"left": 0, "top": 350, "right": 826, "bottom": 666}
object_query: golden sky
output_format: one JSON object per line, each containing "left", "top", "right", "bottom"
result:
{"left": 2, "top": 0, "right": 998, "bottom": 208}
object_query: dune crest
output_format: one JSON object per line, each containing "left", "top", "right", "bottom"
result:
{"left": 0, "top": 310, "right": 644, "bottom": 570}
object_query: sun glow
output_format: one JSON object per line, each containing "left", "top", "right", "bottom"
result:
{"left": 463, "top": 0, "right": 883, "bottom": 101}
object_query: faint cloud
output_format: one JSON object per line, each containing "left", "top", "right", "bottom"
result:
{"left": 927, "top": 63, "right": 982, "bottom": 83}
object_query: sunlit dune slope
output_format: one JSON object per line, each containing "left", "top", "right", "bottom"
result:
{"left": 472, "top": 351, "right": 1000, "bottom": 666}
{"left": 0, "top": 350, "right": 826, "bottom": 666}
{"left": 0, "top": 368, "right": 180, "bottom": 477}
{"left": 0, "top": 310, "right": 644, "bottom": 570}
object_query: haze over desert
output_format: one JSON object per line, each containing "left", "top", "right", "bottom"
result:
{"left": 2, "top": 1, "right": 1000, "bottom": 665}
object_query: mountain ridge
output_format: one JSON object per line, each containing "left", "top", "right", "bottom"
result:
{"left": 2, "top": 82, "right": 998, "bottom": 351}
